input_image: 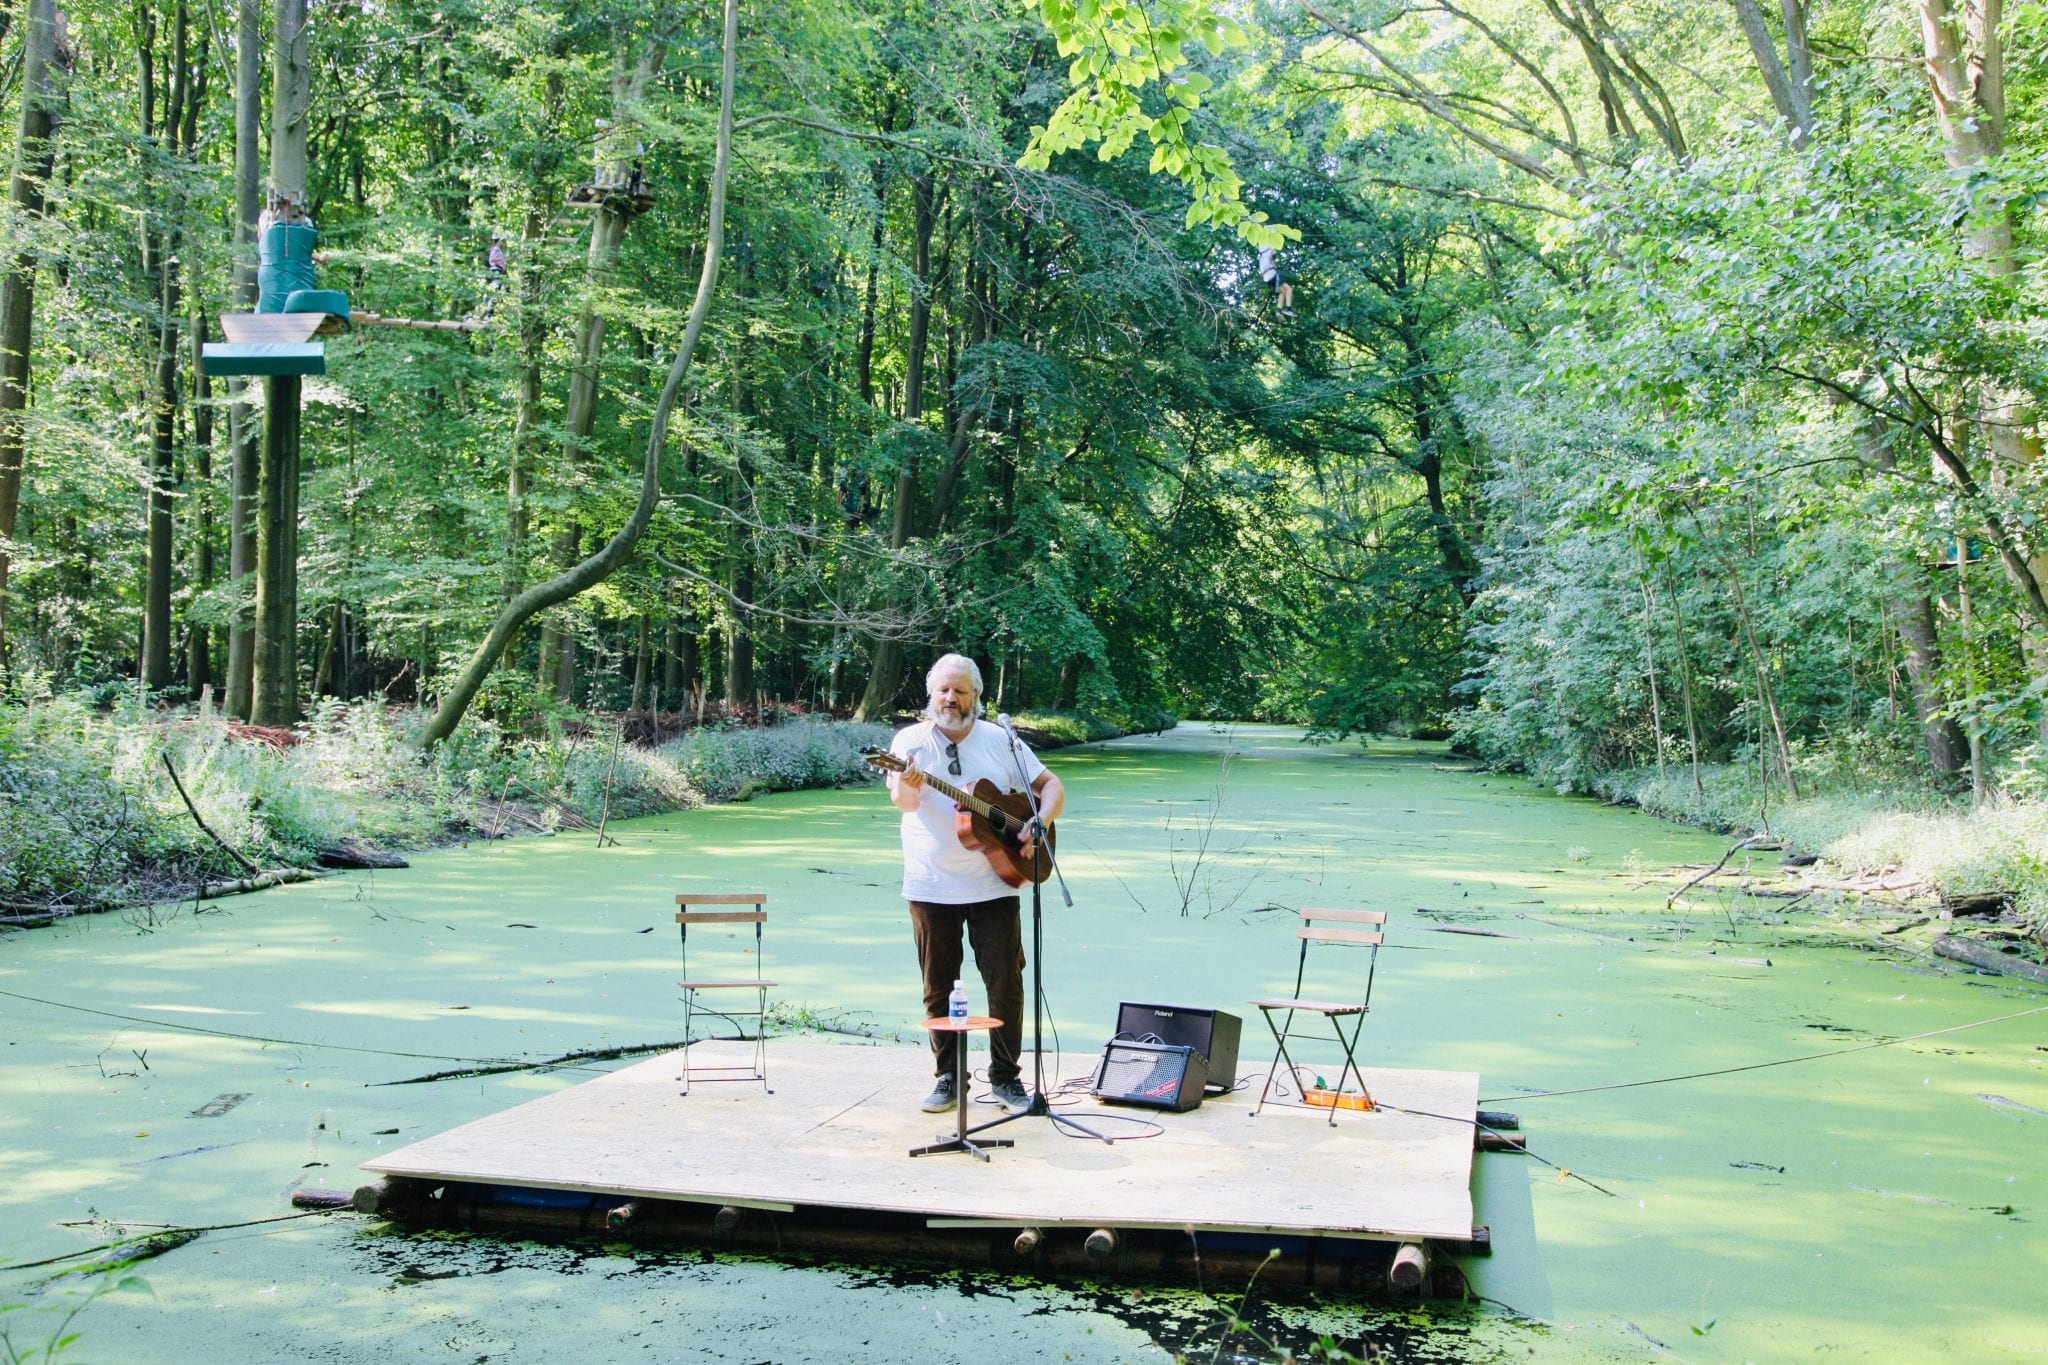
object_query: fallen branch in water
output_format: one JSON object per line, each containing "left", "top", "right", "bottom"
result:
{"left": 2, "top": 1212, "right": 334, "bottom": 1274}
{"left": 1932, "top": 935, "right": 2048, "bottom": 986}
{"left": 372, "top": 1039, "right": 688, "bottom": 1086}
{"left": 1668, "top": 834, "right": 1770, "bottom": 908}
{"left": 161, "top": 754, "right": 261, "bottom": 876}
{"left": 196, "top": 868, "right": 322, "bottom": 900}
{"left": 1427, "top": 925, "right": 1530, "bottom": 940}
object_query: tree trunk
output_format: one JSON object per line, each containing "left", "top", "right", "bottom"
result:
{"left": 503, "top": 203, "right": 547, "bottom": 608}
{"left": 540, "top": 49, "right": 662, "bottom": 701}
{"left": 1840, "top": 405, "right": 1970, "bottom": 774}
{"left": 251, "top": 0, "right": 311, "bottom": 724}
{"left": 187, "top": 299, "right": 214, "bottom": 696}
{"left": 222, "top": 0, "right": 263, "bottom": 716}
{"left": 252, "top": 374, "right": 301, "bottom": 723}
{"left": 315, "top": 599, "right": 343, "bottom": 697}
{"left": 142, "top": 0, "right": 198, "bottom": 691}
{"left": 0, "top": 0, "right": 65, "bottom": 672}
{"left": 1918, "top": 0, "right": 2048, "bottom": 742}
{"left": 630, "top": 613, "right": 650, "bottom": 712}
{"left": 418, "top": 0, "right": 738, "bottom": 750}
{"left": 724, "top": 556, "right": 753, "bottom": 705}
{"left": 855, "top": 171, "right": 939, "bottom": 722}
{"left": 1730, "top": 0, "right": 1811, "bottom": 147}
{"left": 662, "top": 585, "right": 685, "bottom": 708}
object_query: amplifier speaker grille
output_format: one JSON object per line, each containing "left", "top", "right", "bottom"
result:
{"left": 1091, "top": 1040, "right": 1208, "bottom": 1112}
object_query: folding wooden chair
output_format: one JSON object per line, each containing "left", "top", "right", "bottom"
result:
{"left": 1250, "top": 908, "right": 1386, "bottom": 1123}
{"left": 675, "top": 892, "right": 775, "bottom": 1094}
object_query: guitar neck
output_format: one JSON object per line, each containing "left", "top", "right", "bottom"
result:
{"left": 917, "top": 770, "right": 992, "bottom": 816}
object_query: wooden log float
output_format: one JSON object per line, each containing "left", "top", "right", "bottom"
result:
{"left": 388, "top": 1188, "right": 1443, "bottom": 1295}
{"left": 1933, "top": 934, "right": 2048, "bottom": 986}
{"left": 1389, "top": 1242, "right": 1429, "bottom": 1292}
{"left": 1476, "top": 1130, "right": 1527, "bottom": 1153}
{"left": 290, "top": 1188, "right": 355, "bottom": 1210}
{"left": 605, "top": 1200, "right": 643, "bottom": 1231}
{"left": 352, "top": 1177, "right": 394, "bottom": 1214}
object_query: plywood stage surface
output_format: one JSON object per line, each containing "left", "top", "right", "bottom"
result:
{"left": 364, "top": 1038, "right": 1480, "bottom": 1244}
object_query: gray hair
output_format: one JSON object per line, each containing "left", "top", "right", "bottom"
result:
{"left": 924, "top": 652, "right": 983, "bottom": 709}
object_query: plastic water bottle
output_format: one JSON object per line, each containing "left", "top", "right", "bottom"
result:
{"left": 948, "top": 979, "right": 969, "bottom": 1022}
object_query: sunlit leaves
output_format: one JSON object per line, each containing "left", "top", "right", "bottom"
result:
{"left": 1019, "top": 0, "right": 1295, "bottom": 246}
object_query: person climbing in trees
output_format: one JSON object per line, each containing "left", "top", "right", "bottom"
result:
{"left": 486, "top": 235, "right": 508, "bottom": 276}
{"left": 255, "top": 192, "right": 328, "bottom": 314}
{"left": 1258, "top": 245, "right": 1295, "bottom": 320}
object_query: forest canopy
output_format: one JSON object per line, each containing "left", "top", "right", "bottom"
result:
{"left": 0, "top": 0, "right": 2042, "bottom": 809}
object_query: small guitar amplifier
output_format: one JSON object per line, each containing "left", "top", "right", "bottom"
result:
{"left": 1114, "top": 1002, "right": 1241, "bottom": 1094}
{"left": 1091, "top": 1040, "right": 1209, "bottom": 1112}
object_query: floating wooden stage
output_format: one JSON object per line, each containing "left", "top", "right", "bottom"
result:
{"left": 359, "top": 1038, "right": 1495, "bottom": 1296}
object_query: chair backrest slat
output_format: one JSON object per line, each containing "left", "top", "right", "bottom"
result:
{"left": 677, "top": 910, "right": 766, "bottom": 924}
{"left": 676, "top": 892, "right": 767, "bottom": 906}
{"left": 1301, "top": 926, "right": 1382, "bottom": 946}
{"left": 1282, "top": 906, "right": 1388, "bottom": 1003}
{"left": 1300, "top": 908, "right": 1386, "bottom": 925}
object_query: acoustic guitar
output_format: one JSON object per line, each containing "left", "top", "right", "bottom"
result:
{"left": 863, "top": 746, "right": 1056, "bottom": 888}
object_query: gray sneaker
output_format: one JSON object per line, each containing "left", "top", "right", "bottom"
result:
{"left": 920, "top": 1074, "right": 956, "bottom": 1112}
{"left": 992, "top": 1079, "right": 1032, "bottom": 1114}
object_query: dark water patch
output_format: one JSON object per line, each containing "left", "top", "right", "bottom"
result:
{"left": 345, "top": 1228, "right": 1552, "bottom": 1362}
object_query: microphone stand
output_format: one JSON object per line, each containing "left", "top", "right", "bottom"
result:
{"left": 967, "top": 717, "right": 1113, "bottom": 1145}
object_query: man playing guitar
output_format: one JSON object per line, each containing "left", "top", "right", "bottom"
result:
{"left": 885, "top": 653, "right": 1065, "bottom": 1116}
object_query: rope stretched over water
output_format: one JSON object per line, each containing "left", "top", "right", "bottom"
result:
{"left": 0, "top": 985, "right": 688, "bottom": 1081}
{"left": 0, "top": 985, "right": 522, "bottom": 1064}
{"left": 1483, "top": 1002, "right": 2048, "bottom": 1104}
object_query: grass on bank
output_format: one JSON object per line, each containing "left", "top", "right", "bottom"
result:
{"left": 1590, "top": 753, "right": 2048, "bottom": 936}
{"left": 0, "top": 694, "right": 890, "bottom": 915}
{"left": 0, "top": 692, "right": 1145, "bottom": 919}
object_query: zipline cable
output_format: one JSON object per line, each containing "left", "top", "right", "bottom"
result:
{"left": 1483, "top": 1002, "right": 2048, "bottom": 1105}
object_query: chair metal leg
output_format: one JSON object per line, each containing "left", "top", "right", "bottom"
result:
{"left": 680, "top": 988, "right": 696, "bottom": 1095}
{"left": 1255, "top": 1006, "right": 1372, "bottom": 1124}
{"left": 678, "top": 986, "right": 773, "bottom": 1095}
{"left": 1328, "top": 1013, "right": 1372, "bottom": 1117}
{"left": 1254, "top": 1005, "right": 1299, "bottom": 1117}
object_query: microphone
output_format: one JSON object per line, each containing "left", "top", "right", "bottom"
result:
{"left": 995, "top": 712, "right": 1017, "bottom": 735}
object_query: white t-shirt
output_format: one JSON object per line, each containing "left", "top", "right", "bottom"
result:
{"left": 891, "top": 718, "right": 1048, "bottom": 903}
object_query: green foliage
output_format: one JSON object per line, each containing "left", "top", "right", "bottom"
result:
{"left": 4, "top": 0, "right": 2045, "bottom": 920}
{"left": 0, "top": 699, "right": 170, "bottom": 906}
{"left": 660, "top": 719, "right": 894, "bottom": 802}
{"left": 1021, "top": 0, "right": 1294, "bottom": 245}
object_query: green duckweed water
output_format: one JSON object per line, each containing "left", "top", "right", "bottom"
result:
{"left": 2, "top": 724, "right": 2042, "bottom": 1362}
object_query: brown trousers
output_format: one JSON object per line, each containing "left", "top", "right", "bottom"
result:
{"left": 909, "top": 897, "right": 1025, "bottom": 1086}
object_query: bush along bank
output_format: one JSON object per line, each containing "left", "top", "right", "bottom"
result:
{"left": 0, "top": 695, "right": 1163, "bottom": 929}
{"left": 0, "top": 695, "right": 895, "bottom": 927}
{"left": 1583, "top": 757, "right": 2048, "bottom": 978}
